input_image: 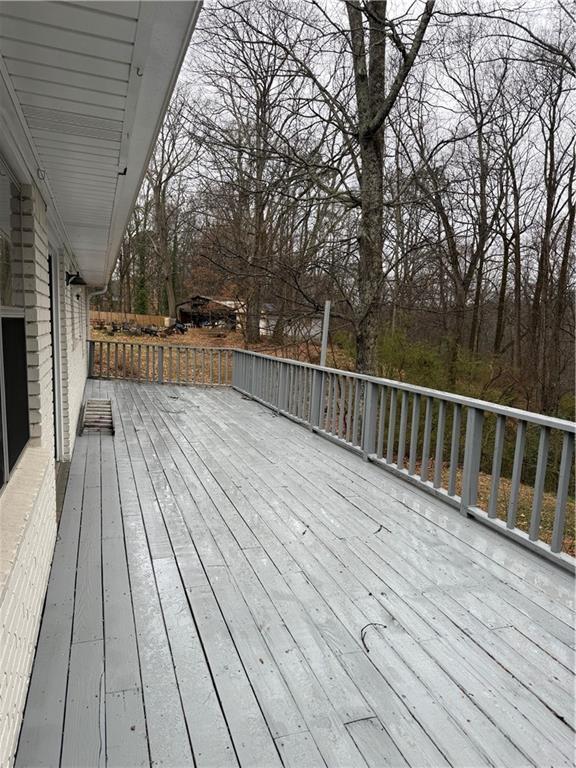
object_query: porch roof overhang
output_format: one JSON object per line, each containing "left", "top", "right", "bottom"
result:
{"left": 0, "top": 1, "right": 201, "bottom": 287}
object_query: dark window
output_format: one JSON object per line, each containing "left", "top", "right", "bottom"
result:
{"left": 2, "top": 317, "right": 29, "bottom": 470}
{"left": 0, "top": 393, "right": 4, "bottom": 488}
{"left": 0, "top": 157, "right": 29, "bottom": 489}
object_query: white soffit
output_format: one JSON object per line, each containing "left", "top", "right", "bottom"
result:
{"left": 0, "top": 1, "right": 201, "bottom": 286}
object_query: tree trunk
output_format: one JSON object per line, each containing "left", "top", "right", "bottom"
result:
{"left": 493, "top": 235, "right": 510, "bottom": 354}
{"left": 245, "top": 288, "right": 262, "bottom": 344}
{"left": 153, "top": 184, "right": 176, "bottom": 320}
{"left": 356, "top": 139, "right": 384, "bottom": 373}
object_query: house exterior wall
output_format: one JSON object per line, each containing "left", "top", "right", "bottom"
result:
{"left": 0, "top": 182, "right": 57, "bottom": 766}
{"left": 0, "top": 181, "right": 89, "bottom": 766}
{"left": 59, "top": 253, "right": 88, "bottom": 460}
{"left": 0, "top": 449, "right": 55, "bottom": 765}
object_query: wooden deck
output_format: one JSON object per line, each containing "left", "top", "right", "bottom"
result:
{"left": 16, "top": 380, "right": 575, "bottom": 768}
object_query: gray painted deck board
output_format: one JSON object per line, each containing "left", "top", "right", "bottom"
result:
{"left": 105, "top": 689, "right": 148, "bottom": 768}
{"left": 345, "top": 718, "right": 409, "bottom": 768}
{"left": 60, "top": 639, "right": 105, "bottom": 768}
{"left": 16, "top": 381, "right": 575, "bottom": 767}
{"left": 15, "top": 440, "right": 88, "bottom": 768}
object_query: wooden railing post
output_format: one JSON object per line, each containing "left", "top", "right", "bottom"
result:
{"left": 551, "top": 432, "right": 575, "bottom": 553}
{"left": 231, "top": 350, "right": 240, "bottom": 388}
{"left": 278, "top": 362, "right": 288, "bottom": 413}
{"left": 158, "top": 346, "right": 164, "bottom": 384}
{"left": 362, "top": 381, "right": 378, "bottom": 458}
{"left": 309, "top": 369, "right": 324, "bottom": 428}
{"left": 88, "top": 340, "right": 94, "bottom": 377}
{"left": 460, "top": 407, "right": 484, "bottom": 514}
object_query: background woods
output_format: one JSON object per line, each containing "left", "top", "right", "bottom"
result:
{"left": 96, "top": 0, "right": 576, "bottom": 418}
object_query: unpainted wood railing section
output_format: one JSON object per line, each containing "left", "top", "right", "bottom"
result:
{"left": 88, "top": 340, "right": 232, "bottom": 386}
{"left": 232, "top": 349, "right": 575, "bottom": 569}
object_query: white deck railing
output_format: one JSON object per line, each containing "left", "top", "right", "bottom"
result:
{"left": 232, "top": 349, "right": 575, "bottom": 572}
{"left": 87, "top": 340, "right": 575, "bottom": 570}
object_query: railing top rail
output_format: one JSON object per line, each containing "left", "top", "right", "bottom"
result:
{"left": 234, "top": 348, "right": 576, "bottom": 433}
{"left": 90, "top": 340, "right": 232, "bottom": 351}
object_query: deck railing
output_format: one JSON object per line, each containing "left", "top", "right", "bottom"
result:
{"left": 232, "top": 349, "right": 575, "bottom": 571}
{"left": 88, "top": 340, "right": 233, "bottom": 386}
{"left": 87, "top": 340, "right": 575, "bottom": 569}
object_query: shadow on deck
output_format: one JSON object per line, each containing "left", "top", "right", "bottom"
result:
{"left": 16, "top": 380, "right": 575, "bottom": 767}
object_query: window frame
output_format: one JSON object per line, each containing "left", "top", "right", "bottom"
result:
{"left": 0, "top": 159, "right": 29, "bottom": 493}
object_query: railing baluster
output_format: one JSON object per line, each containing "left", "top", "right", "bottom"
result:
{"left": 352, "top": 380, "right": 361, "bottom": 445}
{"left": 114, "top": 342, "right": 118, "bottom": 379}
{"left": 295, "top": 365, "right": 301, "bottom": 417}
{"left": 488, "top": 415, "right": 506, "bottom": 518}
{"left": 158, "top": 346, "right": 163, "bottom": 383}
{"left": 461, "top": 407, "right": 484, "bottom": 513}
{"left": 325, "top": 374, "right": 333, "bottom": 431}
{"left": 448, "top": 404, "right": 461, "bottom": 497}
{"left": 507, "top": 420, "right": 526, "bottom": 528}
{"left": 421, "top": 397, "right": 433, "bottom": 482}
{"left": 551, "top": 433, "right": 574, "bottom": 553}
{"left": 396, "top": 391, "right": 409, "bottom": 469}
{"left": 137, "top": 345, "right": 142, "bottom": 381}
{"left": 362, "top": 381, "right": 378, "bottom": 456}
{"left": 529, "top": 426, "right": 550, "bottom": 540}
{"left": 434, "top": 400, "right": 446, "bottom": 489}
{"left": 278, "top": 362, "right": 287, "bottom": 412}
{"left": 106, "top": 342, "right": 110, "bottom": 379}
{"left": 386, "top": 388, "right": 397, "bottom": 464}
{"left": 288, "top": 365, "right": 292, "bottom": 414}
{"left": 376, "top": 387, "right": 387, "bottom": 459}
{"left": 346, "top": 379, "right": 354, "bottom": 443}
{"left": 336, "top": 376, "right": 344, "bottom": 437}
{"left": 331, "top": 374, "right": 338, "bottom": 432}
{"left": 408, "top": 394, "right": 421, "bottom": 475}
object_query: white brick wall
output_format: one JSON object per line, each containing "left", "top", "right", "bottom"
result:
{"left": 0, "top": 449, "right": 55, "bottom": 766}
{"left": 12, "top": 184, "right": 54, "bottom": 450}
{"left": 0, "top": 182, "right": 59, "bottom": 767}
{"left": 59, "top": 252, "right": 88, "bottom": 460}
